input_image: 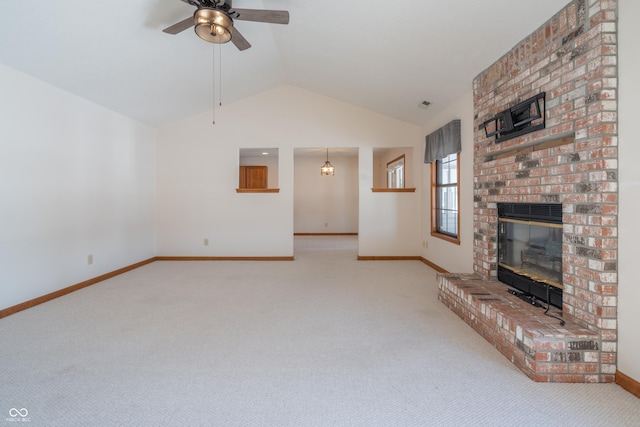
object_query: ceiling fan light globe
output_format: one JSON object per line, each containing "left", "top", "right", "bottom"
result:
{"left": 194, "top": 8, "right": 233, "bottom": 44}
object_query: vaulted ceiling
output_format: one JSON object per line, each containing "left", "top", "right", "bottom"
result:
{"left": 0, "top": 0, "right": 563, "bottom": 128}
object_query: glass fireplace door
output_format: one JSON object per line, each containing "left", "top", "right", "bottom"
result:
{"left": 498, "top": 219, "right": 563, "bottom": 288}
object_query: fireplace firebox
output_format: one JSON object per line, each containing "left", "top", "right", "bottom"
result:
{"left": 497, "top": 203, "right": 563, "bottom": 308}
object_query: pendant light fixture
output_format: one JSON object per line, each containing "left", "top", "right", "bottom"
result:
{"left": 320, "top": 149, "right": 335, "bottom": 176}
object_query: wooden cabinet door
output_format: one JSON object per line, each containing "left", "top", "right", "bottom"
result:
{"left": 239, "top": 166, "right": 267, "bottom": 189}
{"left": 239, "top": 166, "right": 247, "bottom": 189}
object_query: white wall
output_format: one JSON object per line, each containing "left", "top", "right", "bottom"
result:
{"left": 358, "top": 146, "right": 422, "bottom": 257}
{"left": 156, "top": 85, "right": 422, "bottom": 257}
{"left": 294, "top": 154, "right": 359, "bottom": 234}
{"left": 420, "top": 91, "right": 475, "bottom": 273}
{"left": 0, "top": 64, "right": 157, "bottom": 311}
{"left": 617, "top": 0, "right": 640, "bottom": 383}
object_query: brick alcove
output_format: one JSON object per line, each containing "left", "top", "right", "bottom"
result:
{"left": 438, "top": 0, "right": 618, "bottom": 382}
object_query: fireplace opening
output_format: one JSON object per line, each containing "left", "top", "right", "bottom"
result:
{"left": 497, "top": 203, "right": 563, "bottom": 309}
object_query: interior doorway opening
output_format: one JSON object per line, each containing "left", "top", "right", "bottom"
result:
{"left": 293, "top": 147, "right": 359, "bottom": 255}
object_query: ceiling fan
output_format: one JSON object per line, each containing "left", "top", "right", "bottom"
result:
{"left": 163, "top": 0, "right": 289, "bottom": 51}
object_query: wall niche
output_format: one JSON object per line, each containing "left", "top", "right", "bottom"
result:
{"left": 237, "top": 148, "right": 279, "bottom": 193}
{"left": 372, "top": 147, "right": 415, "bottom": 192}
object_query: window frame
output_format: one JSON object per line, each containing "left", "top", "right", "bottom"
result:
{"left": 430, "top": 152, "right": 461, "bottom": 245}
{"left": 386, "top": 154, "right": 405, "bottom": 189}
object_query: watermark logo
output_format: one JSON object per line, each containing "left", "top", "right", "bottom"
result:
{"left": 6, "top": 408, "right": 30, "bottom": 423}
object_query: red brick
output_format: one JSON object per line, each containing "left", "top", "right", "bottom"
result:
{"left": 568, "top": 363, "right": 600, "bottom": 374}
{"left": 552, "top": 375, "right": 585, "bottom": 383}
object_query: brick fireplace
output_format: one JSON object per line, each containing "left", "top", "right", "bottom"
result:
{"left": 438, "top": 0, "right": 618, "bottom": 382}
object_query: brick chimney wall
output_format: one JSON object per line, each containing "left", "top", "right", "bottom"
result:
{"left": 472, "top": 0, "right": 618, "bottom": 379}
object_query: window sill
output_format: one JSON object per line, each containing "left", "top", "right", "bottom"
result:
{"left": 371, "top": 188, "right": 416, "bottom": 193}
{"left": 431, "top": 231, "right": 460, "bottom": 245}
{"left": 236, "top": 188, "right": 280, "bottom": 193}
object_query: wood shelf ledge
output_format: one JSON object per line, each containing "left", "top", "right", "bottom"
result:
{"left": 236, "top": 188, "right": 280, "bottom": 193}
{"left": 371, "top": 188, "right": 416, "bottom": 193}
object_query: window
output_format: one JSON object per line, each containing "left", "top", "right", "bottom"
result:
{"left": 386, "top": 155, "right": 405, "bottom": 189}
{"left": 431, "top": 152, "right": 460, "bottom": 244}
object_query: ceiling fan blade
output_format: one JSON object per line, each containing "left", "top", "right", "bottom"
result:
{"left": 162, "top": 16, "right": 195, "bottom": 34}
{"left": 232, "top": 8, "right": 290, "bottom": 24}
{"left": 231, "top": 27, "right": 251, "bottom": 51}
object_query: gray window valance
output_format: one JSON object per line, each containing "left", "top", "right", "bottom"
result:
{"left": 424, "top": 119, "right": 461, "bottom": 163}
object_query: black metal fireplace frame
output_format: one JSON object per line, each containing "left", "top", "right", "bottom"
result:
{"left": 497, "top": 203, "right": 563, "bottom": 309}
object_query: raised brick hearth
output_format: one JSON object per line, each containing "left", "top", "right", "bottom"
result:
{"left": 439, "top": 0, "right": 618, "bottom": 382}
{"left": 439, "top": 274, "right": 601, "bottom": 382}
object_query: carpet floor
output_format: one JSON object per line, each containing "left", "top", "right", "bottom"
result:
{"left": 1, "top": 236, "right": 638, "bottom": 426}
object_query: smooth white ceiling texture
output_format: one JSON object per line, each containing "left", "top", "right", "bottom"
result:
{"left": 0, "top": 0, "right": 564, "bottom": 127}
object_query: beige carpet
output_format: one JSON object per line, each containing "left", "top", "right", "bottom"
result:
{"left": 0, "top": 236, "right": 638, "bottom": 426}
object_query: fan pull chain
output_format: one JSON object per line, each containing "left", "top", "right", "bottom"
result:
{"left": 219, "top": 43, "right": 223, "bottom": 107}
{"left": 212, "top": 44, "right": 216, "bottom": 125}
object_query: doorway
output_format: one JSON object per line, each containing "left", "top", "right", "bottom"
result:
{"left": 293, "top": 148, "right": 359, "bottom": 255}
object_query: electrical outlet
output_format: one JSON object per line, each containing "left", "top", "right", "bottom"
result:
{"left": 423, "top": 240, "right": 428, "bottom": 249}
{"left": 88, "top": 254, "right": 93, "bottom": 265}
{"left": 324, "top": 222, "right": 328, "bottom": 227}
{"left": 204, "top": 238, "right": 209, "bottom": 246}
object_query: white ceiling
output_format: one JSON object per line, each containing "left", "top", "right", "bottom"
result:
{"left": 0, "top": 0, "right": 563, "bottom": 128}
